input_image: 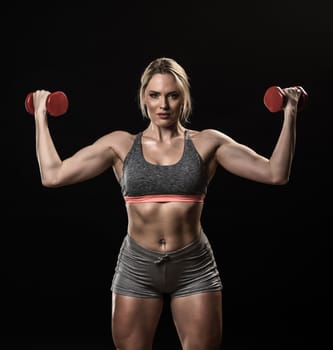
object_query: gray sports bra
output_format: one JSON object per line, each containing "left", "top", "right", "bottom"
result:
{"left": 120, "top": 130, "right": 208, "bottom": 203}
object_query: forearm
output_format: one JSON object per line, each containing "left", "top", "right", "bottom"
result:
{"left": 35, "top": 111, "right": 62, "bottom": 186}
{"left": 269, "top": 104, "right": 297, "bottom": 183}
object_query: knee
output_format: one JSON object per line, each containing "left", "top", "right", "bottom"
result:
{"left": 113, "top": 331, "right": 153, "bottom": 350}
{"left": 182, "top": 332, "right": 222, "bottom": 350}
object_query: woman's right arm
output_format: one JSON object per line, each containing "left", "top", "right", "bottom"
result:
{"left": 33, "top": 90, "right": 119, "bottom": 187}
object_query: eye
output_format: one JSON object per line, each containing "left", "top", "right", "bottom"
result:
{"left": 149, "top": 92, "right": 159, "bottom": 99}
{"left": 169, "top": 93, "right": 180, "bottom": 100}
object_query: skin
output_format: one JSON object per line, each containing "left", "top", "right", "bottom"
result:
{"left": 32, "top": 72, "right": 301, "bottom": 349}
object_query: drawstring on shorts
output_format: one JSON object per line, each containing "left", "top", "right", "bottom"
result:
{"left": 154, "top": 254, "right": 170, "bottom": 264}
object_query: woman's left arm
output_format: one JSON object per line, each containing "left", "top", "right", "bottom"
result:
{"left": 214, "top": 87, "right": 302, "bottom": 185}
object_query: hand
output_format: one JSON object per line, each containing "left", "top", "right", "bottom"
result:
{"left": 32, "top": 90, "right": 51, "bottom": 117}
{"left": 283, "top": 86, "right": 303, "bottom": 111}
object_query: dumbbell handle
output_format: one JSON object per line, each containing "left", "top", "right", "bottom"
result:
{"left": 263, "top": 86, "right": 308, "bottom": 113}
{"left": 25, "top": 91, "right": 69, "bottom": 117}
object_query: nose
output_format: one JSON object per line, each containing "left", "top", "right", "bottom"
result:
{"left": 160, "top": 97, "right": 169, "bottom": 109}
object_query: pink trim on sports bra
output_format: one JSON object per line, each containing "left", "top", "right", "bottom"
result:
{"left": 124, "top": 194, "right": 205, "bottom": 203}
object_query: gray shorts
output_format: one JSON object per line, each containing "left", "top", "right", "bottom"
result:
{"left": 111, "top": 231, "right": 223, "bottom": 298}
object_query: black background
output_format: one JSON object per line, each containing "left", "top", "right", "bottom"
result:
{"left": 2, "top": 1, "right": 332, "bottom": 349}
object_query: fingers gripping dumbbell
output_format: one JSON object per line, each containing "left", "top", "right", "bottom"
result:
{"left": 25, "top": 91, "right": 69, "bottom": 117}
{"left": 263, "top": 86, "right": 308, "bottom": 113}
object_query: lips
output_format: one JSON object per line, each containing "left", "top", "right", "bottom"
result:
{"left": 157, "top": 113, "right": 170, "bottom": 119}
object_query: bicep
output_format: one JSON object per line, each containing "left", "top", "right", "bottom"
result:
{"left": 57, "top": 141, "right": 117, "bottom": 185}
{"left": 216, "top": 140, "right": 272, "bottom": 183}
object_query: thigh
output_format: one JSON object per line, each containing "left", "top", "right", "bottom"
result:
{"left": 112, "top": 292, "right": 164, "bottom": 350}
{"left": 171, "top": 291, "right": 222, "bottom": 350}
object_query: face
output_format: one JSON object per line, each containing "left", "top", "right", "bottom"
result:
{"left": 143, "top": 73, "right": 183, "bottom": 127}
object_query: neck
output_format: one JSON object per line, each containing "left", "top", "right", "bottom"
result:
{"left": 144, "top": 123, "right": 185, "bottom": 141}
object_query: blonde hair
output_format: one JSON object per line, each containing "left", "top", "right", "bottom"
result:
{"left": 138, "top": 57, "right": 192, "bottom": 125}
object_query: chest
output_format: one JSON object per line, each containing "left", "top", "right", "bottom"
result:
{"left": 141, "top": 139, "right": 184, "bottom": 166}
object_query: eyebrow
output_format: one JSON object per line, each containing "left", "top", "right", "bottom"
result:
{"left": 148, "top": 90, "right": 179, "bottom": 94}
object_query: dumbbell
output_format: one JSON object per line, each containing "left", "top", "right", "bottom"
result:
{"left": 25, "top": 91, "right": 69, "bottom": 117}
{"left": 263, "top": 86, "right": 308, "bottom": 113}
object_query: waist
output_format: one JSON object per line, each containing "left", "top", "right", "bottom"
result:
{"left": 127, "top": 229, "right": 206, "bottom": 255}
{"left": 126, "top": 201, "right": 203, "bottom": 251}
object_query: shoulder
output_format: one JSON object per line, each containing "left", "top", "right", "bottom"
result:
{"left": 185, "top": 128, "right": 236, "bottom": 161}
{"left": 187, "top": 128, "right": 233, "bottom": 145}
{"left": 94, "top": 130, "right": 139, "bottom": 158}
{"left": 95, "top": 130, "right": 137, "bottom": 145}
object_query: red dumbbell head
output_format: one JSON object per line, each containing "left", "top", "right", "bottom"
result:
{"left": 263, "top": 86, "right": 286, "bottom": 113}
{"left": 24, "top": 92, "right": 35, "bottom": 115}
{"left": 46, "top": 91, "right": 69, "bottom": 116}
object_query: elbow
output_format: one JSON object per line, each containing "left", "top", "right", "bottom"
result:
{"left": 270, "top": 174, "right": 290, "bottom": 186}
{"left": 41, "top": 180, "right": 59, "bottom": 188}
{"left": 41, "top": 176, "right": 62, "bottom": 188}
{"left": 268, "top": 165, "right": 291, "bottom": 185}
{"left": 39, "top": 164, "right": 66, "bottom": 187}
{"left": 274, "top": 178, "right": 289, "bottom": 186}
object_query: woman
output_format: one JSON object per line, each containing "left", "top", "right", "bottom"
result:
{"left": 32, "top": 57, "right": 301, "bottom": 350}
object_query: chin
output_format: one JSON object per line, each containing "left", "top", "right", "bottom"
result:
{"left": 154, "top": 118, "right": 178, "bottom": 127}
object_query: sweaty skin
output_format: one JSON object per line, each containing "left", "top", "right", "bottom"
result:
{"left": 32, "top": 73, "right": 300, "bottom": 252}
